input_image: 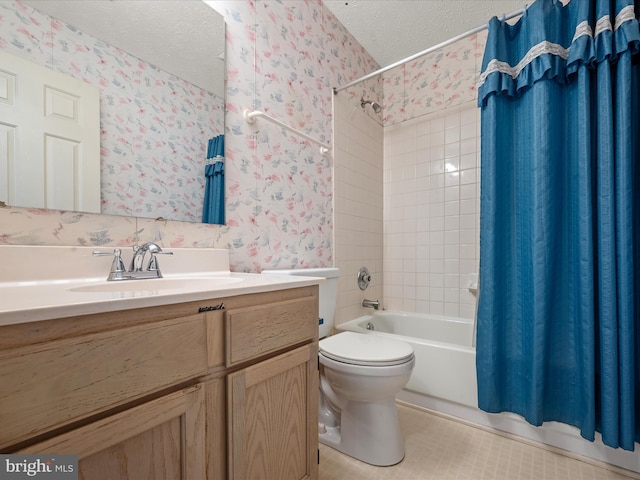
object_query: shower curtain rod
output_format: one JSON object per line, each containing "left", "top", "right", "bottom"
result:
{"left": 333, "top": 5, "right": 527, "bottom": 94}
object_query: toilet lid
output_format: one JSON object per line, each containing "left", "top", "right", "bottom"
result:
{"left": 319, "top": 331, "right": 414, "bottom": 366}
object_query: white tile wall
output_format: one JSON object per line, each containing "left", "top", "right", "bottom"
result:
{"left": 383, "top": 102, "right": 480, "bottom": 319}
{"left": 333, "top": 93, "right": 384, "bottom": 327}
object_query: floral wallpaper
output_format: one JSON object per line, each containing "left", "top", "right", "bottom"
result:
{"left": 0, "top": 0, "right": 379, "bottom": 272}
{"left": 382, "top": 31, "right": 487, "bottom": 124}
{"left": 0, "top": 0, "right": 224, "bottom": 223}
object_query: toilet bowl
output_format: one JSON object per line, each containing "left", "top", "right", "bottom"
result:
{"left": 318, "top": 331, "right": 414, "bottom": 466}
{"left": 261, "top": 268, "right": 415, "bottom": 466}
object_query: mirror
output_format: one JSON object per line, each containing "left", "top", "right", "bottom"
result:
{"left": 2, "top": 0, "right": 225, "bottom": 223}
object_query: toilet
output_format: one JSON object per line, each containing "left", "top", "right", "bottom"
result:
{"left": 261, "top": 267, "right": 415, "bottom": 466}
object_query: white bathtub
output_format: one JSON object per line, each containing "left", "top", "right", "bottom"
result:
{"left": 338, "top": 310, "right": 640, "bottom": 474}
{"left": 337, "top": 311, "right": 478, "bottom": 407}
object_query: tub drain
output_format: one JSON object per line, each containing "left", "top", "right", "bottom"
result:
{"left": 365, "top": 322, "right": 375, "bottom": 331}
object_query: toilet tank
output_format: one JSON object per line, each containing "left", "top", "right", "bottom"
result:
{"left": 261, "top": 267, "right": 339, "bottom": 339}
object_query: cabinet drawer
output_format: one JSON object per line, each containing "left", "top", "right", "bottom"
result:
{"left": 226, "top": 296, "right": 317, "bottom": 366}
{"left": 0, "top": 314, "right": 208, "bottom": 450}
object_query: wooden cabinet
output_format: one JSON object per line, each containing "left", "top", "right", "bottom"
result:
{"left": 228, "top": 344, "right": 318, "bottom": 480}
{"left": 20, "top": 385, "right": 205, "bottom": 480}
{"left": 0, "top": 285, "right": 319, "bottom": 480}
{"left": 223, "top": 290, "right": 318, "bottom": 480}
{"left": 0, "top": 314, "right": 208, "bottom": 449}
{"left": 225, "top": 296, "right": 317, "bottom": 366}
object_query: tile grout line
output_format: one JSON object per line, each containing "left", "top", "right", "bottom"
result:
{"left": 396, "top": 400, "right": 640, "bottom": 480}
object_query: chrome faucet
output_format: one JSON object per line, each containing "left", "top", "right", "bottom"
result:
{"left": 93, "top": 242, "right": 173, "bottom": 281}
{"left": 361, "top": 298, "right": 380, "bottom": 310}
{"left": 130, "top": 242, "right": 165, "bottom": 272}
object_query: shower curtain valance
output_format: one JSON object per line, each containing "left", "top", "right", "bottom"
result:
{"left": 478, "top": 0, "right": 640, "bottom": 107}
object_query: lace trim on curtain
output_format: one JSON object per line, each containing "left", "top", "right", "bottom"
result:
{"left": 478, "top": 40, "right": 569, "bottom": 85}
{"left": 572, "top": 21, "right": 593, "bottom": 43}
{"left": 478, "top": 5, "right": 636, "bottom": 88}
{"left": 595, "top": 15, "right": 613, "bottom": 37}
{"left": 616, "top": 5, "right": 636, "bottom": 30}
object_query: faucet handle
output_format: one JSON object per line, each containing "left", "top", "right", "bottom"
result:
{"left": 145, "top": 242, "right": 169, "bottom": 255}
{"left": 93, "top": 248, "right": 127, "bottom": 279}
{"left": 147, "top": 249, "right": 173, "bottom": 272}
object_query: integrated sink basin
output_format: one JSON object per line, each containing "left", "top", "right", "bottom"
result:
{"left": 68, "top": 276, "right": 243, "bottom": 294}
{"left": 0, "top": 245, "right": 327, "bottom": 327}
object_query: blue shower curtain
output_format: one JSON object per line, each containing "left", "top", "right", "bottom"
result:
{"left": 476, "top": 0, "right": 640, "bottom": 450}
{"left": 203, "top": 135, "right": 225, "bottom": 224}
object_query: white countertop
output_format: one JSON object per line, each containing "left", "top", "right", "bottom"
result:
{"left": 0, "top": 246, "right": 322, "bottom": 327}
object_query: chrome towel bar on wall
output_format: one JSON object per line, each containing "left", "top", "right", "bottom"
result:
{"left": 243, "top": 109, "right": 330, "bottom": 155}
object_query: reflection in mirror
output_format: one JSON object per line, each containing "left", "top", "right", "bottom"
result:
{"left": 0, "top": 0, "right": 225, "bottom": 224}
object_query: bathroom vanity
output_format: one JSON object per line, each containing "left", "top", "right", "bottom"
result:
{"left": 0, "top": 246, "right": 320, "bottom": 480}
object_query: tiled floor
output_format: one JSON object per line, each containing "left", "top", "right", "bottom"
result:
{"left": 319, "top": 404, "right": 637, "bottom": 480}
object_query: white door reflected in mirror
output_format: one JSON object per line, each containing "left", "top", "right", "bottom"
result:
{"left": 0, "top": 50, "right": 100, "bottom": 213}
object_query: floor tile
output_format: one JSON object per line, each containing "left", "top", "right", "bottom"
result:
{"left": 319, "top": 404, "right": 636, "bottom": 480}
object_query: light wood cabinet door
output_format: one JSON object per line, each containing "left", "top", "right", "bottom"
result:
{"left": 228, "top": 344, "right": 319, "bottom": 480}
{"left": 20, "top": 384, "right": 206, "bottom": 480}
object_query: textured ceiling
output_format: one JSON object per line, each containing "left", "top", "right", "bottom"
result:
{"left": 323, "top": 0, "right": 527, "bottom": 67}
{"left": 21, "top": 0, "right": 225, "bottom": 96}
{"left": 21, "top": 0, "right": 529, "bottom": 93}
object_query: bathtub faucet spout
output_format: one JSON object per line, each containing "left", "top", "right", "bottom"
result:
{"left": 362, "top": 298, "right": 380, "bottom": 310}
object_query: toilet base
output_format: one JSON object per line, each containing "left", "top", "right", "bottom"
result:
{"left": 319, "top": 397, "right": 405, "bottom": 466}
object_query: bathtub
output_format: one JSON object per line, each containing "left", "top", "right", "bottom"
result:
{"left": 337, "top": 311, "right": 477, "bottom": 407}
{"left": 338, "top": 310, "right": 640, "bottom": 475}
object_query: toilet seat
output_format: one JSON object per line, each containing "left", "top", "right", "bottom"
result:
{"left": 319, "top": 331, "right": 414, "bottom": 366}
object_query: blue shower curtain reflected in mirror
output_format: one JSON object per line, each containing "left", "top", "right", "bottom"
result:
{"left": 203, "top": 134, "right": 224, "bottom": 224}
{"left": 476, "top": 0, "right": 640, "bottom": 450}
